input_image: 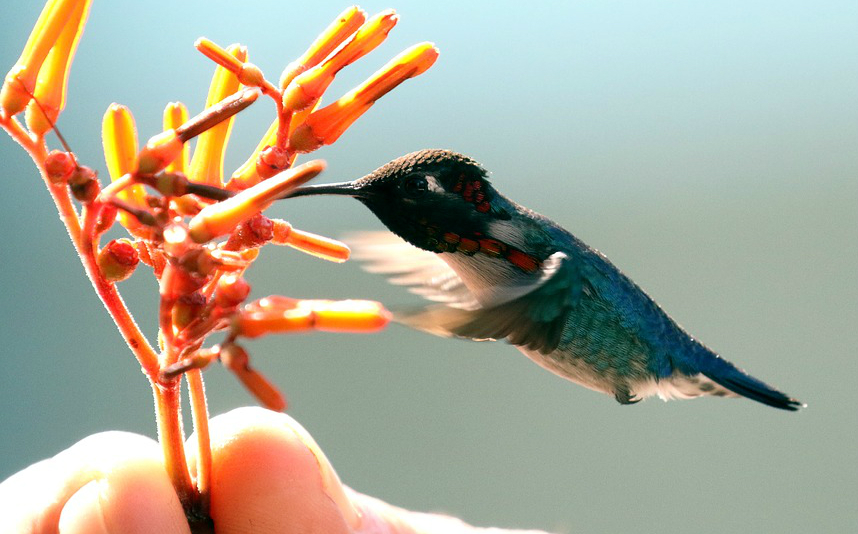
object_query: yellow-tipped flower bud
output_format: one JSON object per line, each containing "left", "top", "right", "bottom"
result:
{"left": 279, "top": 6, "right": 367, "bottom": 90}
{"left": 188, "top": 159, "right": 325, "bottom": 243}
{"left": 289, "top": 42, "right": 438, "bottom": 152}
{"left": 1, "top": 0, "right": 82, "bottom": 116}
{"left": 102, "top": 104, "right": 148, "bottom": 236}
{"left": 97, "top": 238, "right": 139, "bottom": 282}
{"left": 300, "top": 299, "right": 391, "bottom": 332}
{"left": 283, "top": 11, "right": 398, "bottom": 113}
{"left": 234, "top": 297, "right": 389, "bottom": 338}
{"left": 228, "top": 119, "right": 278, "bottom": 190}
{"left": 195, "top": 37, "right": 271, "bottom": 91}
{"left": 271, "top": 219, "right": 350, "bottom": 263}
{"left": 162, "top": 102, "right": 190, "bottom": 174}
{"left": 188, "top": 44, "right": 247, "bottom": 188}
{"left": 24, "top": 0, "right": 92, "bottom": 135}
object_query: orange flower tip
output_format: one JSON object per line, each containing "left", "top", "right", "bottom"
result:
{"left": 281, "top": 228, "right": 350, "bottom": 263}
{"left": 1, "top": 65, "right": 33, "bottom": 116}
{"left": 44, "top": 150, "right": 76, "bottom": 184}
{"left": 163, "top": 101, "right": 188, "bottom": 124}
{"left": 215, "top": 273, "right": 252, "bottom": 308}
{"left": 302, "top": 299, "right": 390, "bottom": 332}
{"left": 278, "top": 6, "right": 368, "bottom": 90}
{"left": 173, "top": 291, "right": 207, "bottom": 330}
{"left": 290, "top": 42, "right": 438, "bottom": 150}
{"left": 195, "top": 37, "right": 243, "bottom": 70}
{"left": 97, "top": 239, "right": 139, "bottom": 282}
{"left": 137, "top": 129, "right": 182, "bottom": 175}
{"left": 102, "top": 103, "right": 140, "bottom": 182}
{"left": 408, "top": 42, "right": 439, "bottom": 76}
{"left": 188, "top": 160, "right": 326, "bottom": 243}
{"left": 281, "top": 9, "right": 400, "bottom": 114}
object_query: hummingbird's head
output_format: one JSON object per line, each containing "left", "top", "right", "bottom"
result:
{"left": 289, "top": 149, "right": 515, "bottom": 253}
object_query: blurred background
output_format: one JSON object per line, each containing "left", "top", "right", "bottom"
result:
{"left": 1, "top": 1, "right": 856, "bottom": 533}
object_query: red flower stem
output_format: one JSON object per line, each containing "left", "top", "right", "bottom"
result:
{"left": 153, "top": 382, "right": 195, "bottom": 510}
{"left": 186, "top": 369, "right": 212, "bottom": 513}
{"left": 80, "top": 201, "right": 160, "bottom": 379}
{"left": 1, "top": 116, "right": 198, "bottom": 510}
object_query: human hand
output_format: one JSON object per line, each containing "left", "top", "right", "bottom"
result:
{"left": 0, "top": 407, "right": 550, "bottom": 533}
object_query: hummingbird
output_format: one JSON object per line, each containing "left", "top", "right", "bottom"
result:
{"left": 287, "top": 149, "right": 802, "bottom": 411}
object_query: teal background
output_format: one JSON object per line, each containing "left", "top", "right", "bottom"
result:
{"left": 1, "top": 2, "right": 856, "bottom": 532}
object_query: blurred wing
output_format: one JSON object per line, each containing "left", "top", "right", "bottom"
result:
{"left": 345, "top": 231, "right": 478, "bottom": 309}
{"left": 399, "top": 252, "right": 585, "bottom": 354}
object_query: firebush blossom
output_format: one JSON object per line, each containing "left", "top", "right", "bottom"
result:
{"left": 0, "top": 0, "right": 437, "bottom": 523}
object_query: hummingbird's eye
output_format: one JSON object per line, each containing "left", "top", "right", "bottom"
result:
{"left": 402, "top": 174, "right": 429, "bottom": 196}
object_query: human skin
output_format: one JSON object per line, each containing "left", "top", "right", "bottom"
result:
{"left": 0, "top": 407, "right": 550, "bottom": 534}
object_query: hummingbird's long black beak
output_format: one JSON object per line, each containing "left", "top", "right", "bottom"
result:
{"left": 280, "top": 180, "right": 362, "bottom": 199}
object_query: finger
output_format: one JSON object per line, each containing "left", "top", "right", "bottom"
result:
{"left": 0, "top": 431, "right": 189, "bottom": 534}
{"left": 189, "top": 407, "right": 356, "bottom": 533}
{"left": 348, "top": 490, "right": 553, "bottom": 534}
{"left": 195, "top": 407, "right": 553, "bottom": 534}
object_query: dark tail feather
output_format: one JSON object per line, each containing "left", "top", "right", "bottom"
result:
{"left": 697, "top": 355, "right": 803, "bottom": 411}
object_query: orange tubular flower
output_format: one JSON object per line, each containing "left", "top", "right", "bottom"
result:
{"left": 0, "top": 0, "right": 82, "bottom": 116}
{"left": 102, "top": 104, "right": 148, "bottom": 236}
{"left": 188, "top": 160, "right": 326, "bottom": 243}
{"left": 24, "top": 0, "right": 92, "bottom": 135}
{"left": 227, "top": 119, "right": 278, "bottom": 190}
{"left": 235, "top": 297, "right": 390, "bottom": 338}
{"left": 271, "top": 219, "right": 350, "bottom": 262}
{"left": 289, "top": 42, "right": 439, "bottom": 152}
{"left": 163, "top": 102, "right": 190, "bottom": 174}
{"left": 278, "top": 6, "right": 367, "bottom": 90}
{"left": 2, "top": 3, "right": 438, "bottom": 522}
{"left": 195, "top": 38, "right": 274, "bottom": 96}
{"left": 282, "top": 10, "right": 399, "bottom": 113}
